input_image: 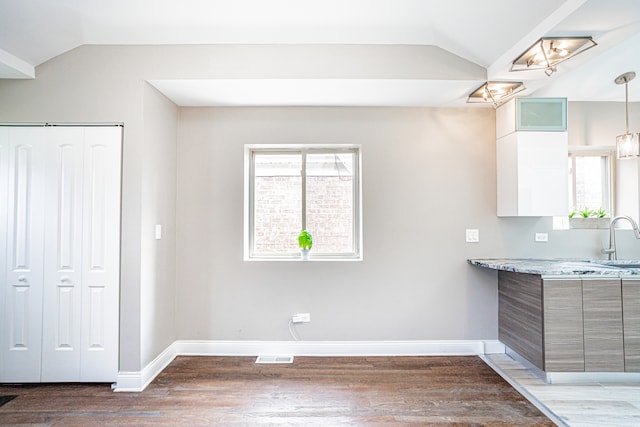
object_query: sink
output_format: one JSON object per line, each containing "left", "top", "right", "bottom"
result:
{"left": 608, "top": 263, "right": 640, "bottom": 268}
{"left": 590, "top": 260, "right": 640, "bottom": 269}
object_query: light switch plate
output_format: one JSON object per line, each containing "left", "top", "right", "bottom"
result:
{"left": 155, "top": 224, "right": 162, "bottom": 240}
{"left": 466, "top": 229, "right": 480, "bottom": 243}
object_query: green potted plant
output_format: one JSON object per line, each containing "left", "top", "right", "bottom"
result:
{"left": 569, "top": 206, "right": 610, "bottom": 229}
{"left": 297, "top": 230, "right": 313, "bottom": 260}
{"left": 593, "top": 207, "right": 608, "bottom": 218}
{"left": 579, "top": 207, "right": 593, "bottom": 218}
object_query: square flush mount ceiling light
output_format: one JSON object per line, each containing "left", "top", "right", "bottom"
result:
{"left": 510, "top": 37, "right": 597, "bottom": 76}
{"left": 467, "top": 81, "right": 525, "bottom": 107}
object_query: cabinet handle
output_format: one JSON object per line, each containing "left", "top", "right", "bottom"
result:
{"left": 17, "top": 275, "right": 27, "bottom": 282}
{"left": 60, "top": 276, "right": 71, "bottom": 283}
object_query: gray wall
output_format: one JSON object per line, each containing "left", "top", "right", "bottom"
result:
{"left": 568, "top": 101, "right": 640, "bottom": 148}
{"left": 176, "top": 107, "right": 499, "bottom": 340}
{"left": 140, "top": 83, "right": 178, "bottom": 365}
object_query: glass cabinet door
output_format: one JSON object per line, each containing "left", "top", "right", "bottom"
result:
{"left": 516, "top": 98, "right": 567, "bottom": 131}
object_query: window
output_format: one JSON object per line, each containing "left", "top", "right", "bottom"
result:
{"left": 568, "top": 148, "right": 614, "bottom": 215}
{"left": 245, "top": 145, "right": 361, "bottom": 260}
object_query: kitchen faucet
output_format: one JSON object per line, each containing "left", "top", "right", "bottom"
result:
{"left": 602, "top": 215, "right": 640, "bottom": 260}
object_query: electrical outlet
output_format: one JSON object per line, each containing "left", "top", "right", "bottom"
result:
{"left": 465, "top": 229, "right": 480, "bottom": 243}
{"left": 535, "top": 232, "right": 549, "bottom": 242}
{"left": 292, "top": 313, "right": 311, "bottom": 323}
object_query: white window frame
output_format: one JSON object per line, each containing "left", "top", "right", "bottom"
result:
{"left": 568, "top": 146, "right": 615, "bottom": 215}
{"left": 244, "top": 144, "right": 362, "bottom": 261}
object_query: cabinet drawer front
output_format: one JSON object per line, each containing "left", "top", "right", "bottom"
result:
{"left": 543, "top": 279, "right": 584, "bottom": 372}
{"left": 583, "top": 279, "right": 624, "bottom": 372}
{"left": 498, "top": 271, "right": 543, "bottom": 370}
{"left": 623, "top": 279, "right": 640, "bottom": 372}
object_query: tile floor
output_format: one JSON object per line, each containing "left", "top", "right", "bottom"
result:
{"left": 485, "top": 353, "right": 640, "bottom": 427}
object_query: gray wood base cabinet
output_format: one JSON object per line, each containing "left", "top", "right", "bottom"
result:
{"left": 542, "top": 278, "right": 584, "bottom": 372}
{"left": 582, "top": 278, "right": 624, "bottom": 372}
{"left": 623, "top": 278, "right": 640, "bottom": 371}
{"left": 498, "top": 271, "right": 638, "bottom": 374}
{"left": 498, "top": 271, "right": 543, "bottom": 369}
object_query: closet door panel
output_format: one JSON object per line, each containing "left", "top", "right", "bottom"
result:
{"left": 1, "top": 127, "right": 46, "bottom": 382}
{"left": 80, "top": 126, "right": 121, "bottom": 382}
{"left": 41, "top": 127, "right": 85, "bottom": 382}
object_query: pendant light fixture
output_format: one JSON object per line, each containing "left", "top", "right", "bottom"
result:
{"left": 615, "top": 71, "right": 640, "bottom": 159}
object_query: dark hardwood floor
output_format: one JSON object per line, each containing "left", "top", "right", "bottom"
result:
{"left": 0, "top": 356, "right": 554, "bottom": 425}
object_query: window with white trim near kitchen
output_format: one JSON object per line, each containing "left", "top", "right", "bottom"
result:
{"left": 554, "top": 147, "right": 614, "bottom": 229}
{"left": 244, "top": 145, "right": 362, "bottom": 260}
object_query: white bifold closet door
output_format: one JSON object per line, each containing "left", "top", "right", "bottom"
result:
{"left": 0, "top": 127, "right": 47, "bottom": 382}
{"left": 0, "top": 126, "right": 121, "bottom": 383}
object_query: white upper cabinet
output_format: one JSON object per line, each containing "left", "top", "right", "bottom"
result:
{"left": 497, "top": 131, "right": 568, "bottom": 217}
{"left": 496, "top": 97, "right": 517, "bottom": 139}
{"left": 496, "top": 98, "right": 568, "bottom": 217}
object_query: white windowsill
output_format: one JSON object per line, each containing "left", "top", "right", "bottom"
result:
{"left": 245, "top": 255, "right": 363, "bottom": 262}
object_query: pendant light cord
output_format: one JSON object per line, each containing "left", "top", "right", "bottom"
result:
{"left": 625, "top": 80, "right": 630, "bottom": 134}
{"left": 616, "top": 71, "right": 636, "bottom": 134}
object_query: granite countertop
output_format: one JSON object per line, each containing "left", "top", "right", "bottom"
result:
{"left": 467, "top": 258, "right": 640, "bottom": 276}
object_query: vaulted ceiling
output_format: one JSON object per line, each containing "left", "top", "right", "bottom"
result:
{"left": 1, "top": 0, "right": 640, "bottom": 106}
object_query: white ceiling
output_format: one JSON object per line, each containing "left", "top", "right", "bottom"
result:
{"left": 2, "top": 0, "right": 640, "bottom": 106}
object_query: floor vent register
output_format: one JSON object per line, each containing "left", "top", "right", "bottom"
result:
{"left": 255, "top": 355, "right": 294, "bottom": 364}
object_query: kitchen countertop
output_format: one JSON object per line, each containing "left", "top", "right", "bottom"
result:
{"left": 467, "top": 258, "right": 640, "bottom": 276}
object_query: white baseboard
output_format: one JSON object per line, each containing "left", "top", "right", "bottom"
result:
{"left": 484, "top": 340, "right": 506, "bottom": 354}
{"left": 114, "top": 342, "right": 179, "bottom": 392}
{"left": 175, "top": 339, "right": 504, "bottom": 356}
{"left": 114, "top": 339, "right": 503, "bottom": 392}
